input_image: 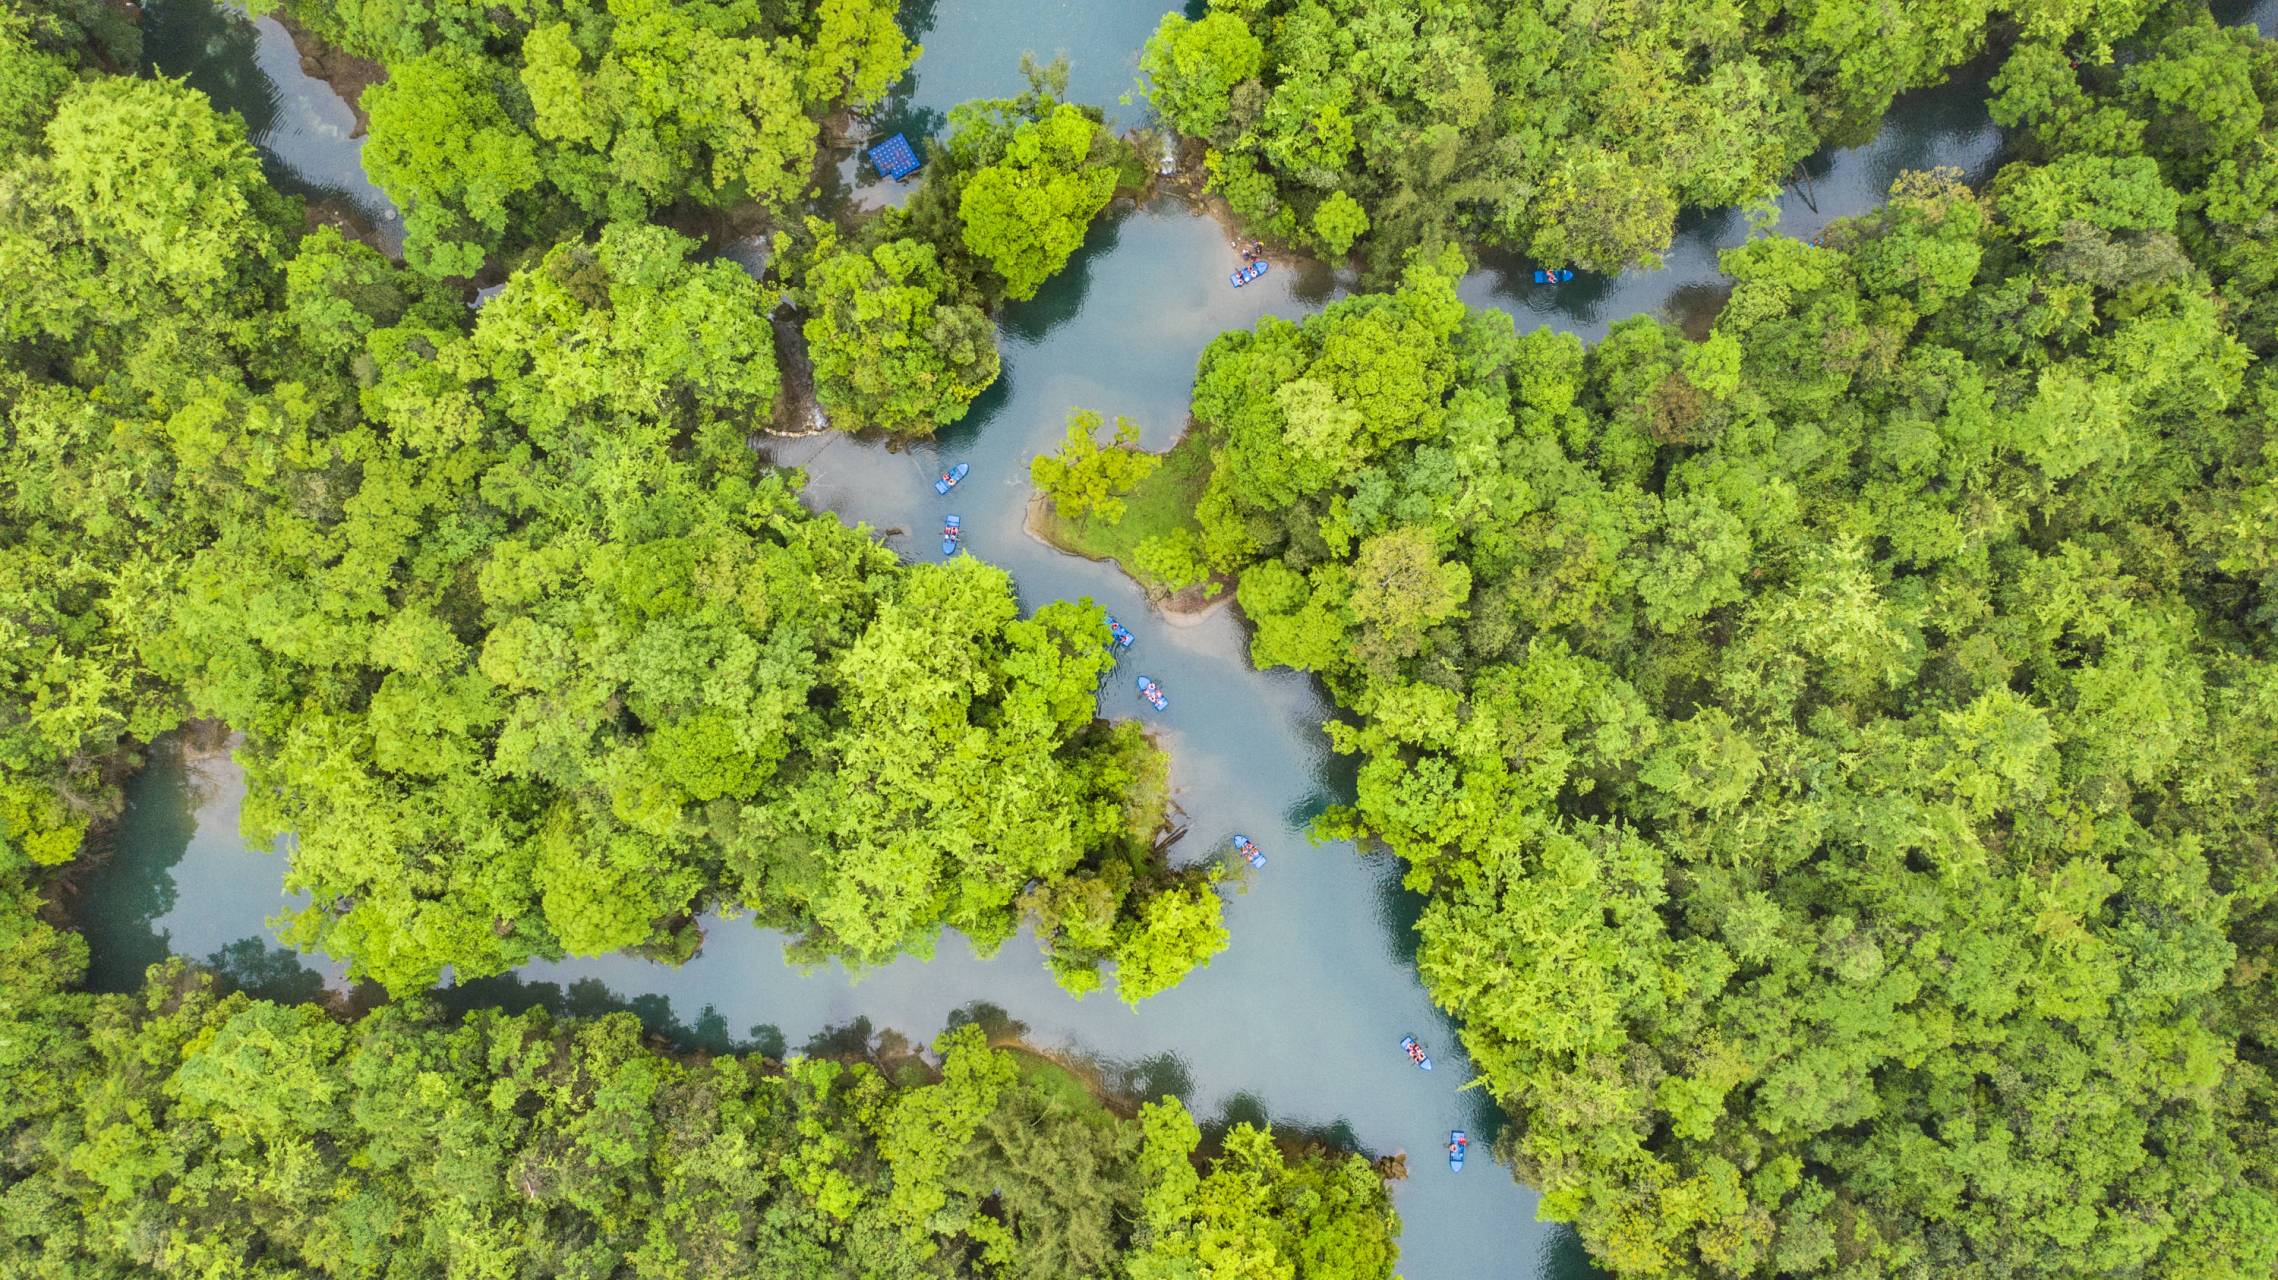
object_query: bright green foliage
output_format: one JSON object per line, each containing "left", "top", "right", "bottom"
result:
{"left": 0, "top": 8, "right": 75, "bottom": 163}
{"left": 1311, "top": 190, "right": 1369, "bottom": 258}
{"left": 958, "top": 103, "right": 1120, "bottom": 300}
{"left": 130, "top": 222, "right": 1210, "bottom": 997}
{"left": 0, "top": 965, "right": 1400, "bottom": 1277}
{"left": 259, "top": 0, "right": 915, "bottom": 275}
{"left": 801, "top": 233, "right": 1000, "bottom": 436}
{"left": 1030, "top": 431, "right": 1220, "bottom": 599}
{"left": 1030, "top": 409, "right": 1162, "bottom": 523}
{"left": 1129, "top": 1111, "right": 1400, "bottom": 1278}
{"left": 1138, "top": 9, "right": 1261, "bottom": 139}
{"left": 362, "top": 51, "right": 542, "bottom": 276}
{"left": 1106, "top": 874, "right": 1229, "bottom": 1003}
{"left": 0, "top": 46, "right": 1217, "bottom": 1004}
{"left": 1167, "top": 25, "right": 2278, "bottom": 1271}
{"left": 0, "top": 73, "right": 319, "bottom": 871}
{"left": 1141, "top": 0, "right": 2161, "bottom": 272}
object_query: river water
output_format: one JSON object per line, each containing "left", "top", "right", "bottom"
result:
{"left": 85, "top": 3, "right": 2271, "bottom": 1277}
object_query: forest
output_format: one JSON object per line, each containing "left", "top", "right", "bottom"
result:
{"left": 1069, "top": 4, "right": 2278, "bottom": 1274}
{"left": 1139, "top": 0, "right": 2166, "bottom": 273}
{"left": 7, "top": 0, "right": 2278, "bottom": 1275}
{"left": 2, "top": 961, "right": 1397, "bottom": 1276}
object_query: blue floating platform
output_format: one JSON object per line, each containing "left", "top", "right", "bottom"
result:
{"left": 868, "top": 133, "right": 922, "bottom": 181}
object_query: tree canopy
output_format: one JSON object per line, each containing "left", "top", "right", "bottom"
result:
{"left": 253, "top": 0, "right": 916, "bottom": 275}
{"left": 0, "top": 963, "right": 1400, "bottom": 1279}
{"left": 800, "top": 231, "right": 1000, "bottom": 436}
{"left": 1030, "top": 409, "right": 1161, "bottom": 523}
{"left": 1142, "top": 0, "right": 2163, "bottom": 273}
{"left": 0, "top": 59, "right": 1222, "bottom": 1002}
{"left": 1152, "top": 11, "right": 2278, "bottom": 1274}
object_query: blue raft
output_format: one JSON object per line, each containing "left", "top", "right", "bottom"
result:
{"left": 868, "top": 133, "right": 922, "bottom": 182}
{"left": 1449, "top": 1130, "right": 1468, "bottom": 1173}
{"left": 1232, "top": 834, "right": 1266, "bottom": 869}
{"left": 934, "top": 462, "right": 969, "bottom": 495}
{"left": 1136, "top": 675, "right": 1167, "bottom": 711}
{"left": 941, "top": 514, "right": 961, "bottom": 556}
{"left": 1230, "top": 260, "right": 1270, "bottom": 288}
{"left": 1105, "top": 615, "right": 1135, "bottom": 650}
{"left": 1532, "top": 266, "right": 1576, "bottom": 284}
{"left": 1400, "top": 1035, "right": 1434, "bottom": 1071}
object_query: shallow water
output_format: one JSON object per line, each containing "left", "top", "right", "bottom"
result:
{"left": 91, "top": 3, "right": 2275, "bottom": 1276}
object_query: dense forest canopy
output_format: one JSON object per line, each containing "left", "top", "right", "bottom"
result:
{"left": 0, "top": 33, "right": 1223, "bottom": 999}
{"left": 11, "top": 0, "right": 2278, "bottom": 1276}
{"left": 248, "top": 0, "right": 916, "bottom": 274}
{"left": 1, "top": 962, "right": 1398, "bottom": 1277}
{"left": 1102, "top": 7, "right": 2278, "bottom": 1274}
{"left": 789, "top": 61, "right": 1139, "bottom": 436}
{"left": 1140, "top": 0, "right": 2167, "bottom": 273}
{"left": 0, "top": 11, "right": 1404, "bottom": 1276}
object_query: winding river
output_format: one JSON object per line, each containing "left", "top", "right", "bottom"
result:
{"left": 83, "top": 2, "right": 2275, "bottom": 1276}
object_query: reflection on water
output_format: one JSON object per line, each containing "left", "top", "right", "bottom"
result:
{"left": 75, "top": 737, "right": 348, "bottom": 1002}
{"left": 835, "top": 0, "right": 1180, "bottom": 207}
{"left": 142, "top": 0, "right": 401, "bottom": 247}
{"left": 1457, "top": 63, "right": 2007, "bottom": 341}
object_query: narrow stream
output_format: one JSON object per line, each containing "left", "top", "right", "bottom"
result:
{"left": 81, "top": 2, "right": 2274, "bottom": 1276}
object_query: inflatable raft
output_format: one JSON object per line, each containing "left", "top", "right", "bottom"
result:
{"left": 1230, "top": 260, "right": 1269, "bottom": 288}
{"left": 934, "top": 462, "right": 968, "bottom": 494}
{"left": 941, "top": 514, "right": 961, "bottom": 556}
{"left": 1232, "top": 834, "right": 1266, "bottom": 869}
{"left": 1449, "top": 1130, "right": 1468, "bottom": 1172}
{"left": 1136, "top": 675, "right": 1167, "bottom": 711}
{"left": 1400, "top": 1035, "right": 1433, "bottom": 1071}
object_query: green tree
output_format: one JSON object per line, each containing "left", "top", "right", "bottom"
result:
{"left": 1137, "top": 10, "right": 1262, "bottom": 140}
{"left": 958, "top": 103, "right": 1119, "bottom": 301}
{"left": 802, "top": 235, "right": 1000, "bottom": 436}
{"left": 1029, "top": 410, "right": 1161, "bottom": 522}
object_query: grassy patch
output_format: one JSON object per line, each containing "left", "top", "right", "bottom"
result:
{"left": 1032, "top": 430, "right": 1213, "bottom": 591}
{"left": 1006, "top": 1049, "right": 1127, "bottom": 1120}
{"left": 1116, "top": 723, "right": 1173, "bottom": 848}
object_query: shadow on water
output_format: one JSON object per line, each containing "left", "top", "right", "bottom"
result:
{"left": 999, "top": 204, "right": 1126, "bottom": 341}
{"left": 202, "top": 937, "right": 332, "bottom": 1005}
{"left": 1210, "top": 1090, "right": 1363, "bottom": 1153}
{"left": 74, "top": 745, "right": 195, "bottom": 993}
{"left": 441, "top": 969, "right": 790, "bottom": 1058}
{"left": 141, "top": 0, "right": 277, "bottom": 138}
{"left": 1539, "top": 1225, "right": 1603, "bottom": 1280}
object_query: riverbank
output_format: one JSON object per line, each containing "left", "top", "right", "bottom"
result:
{"left": 1023, "top": 428, "right": 1231, "bottom": 618}
{"left": 274, "top": 12, "right": 379, "bottom": 134}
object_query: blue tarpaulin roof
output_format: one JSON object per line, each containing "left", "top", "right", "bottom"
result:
{"left": 868, "top": 134, "right": 921, "bottom": 180}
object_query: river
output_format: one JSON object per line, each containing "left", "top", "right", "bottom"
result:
{"left": 82, "top": 3, "right": 2272, "bottom": 1277}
